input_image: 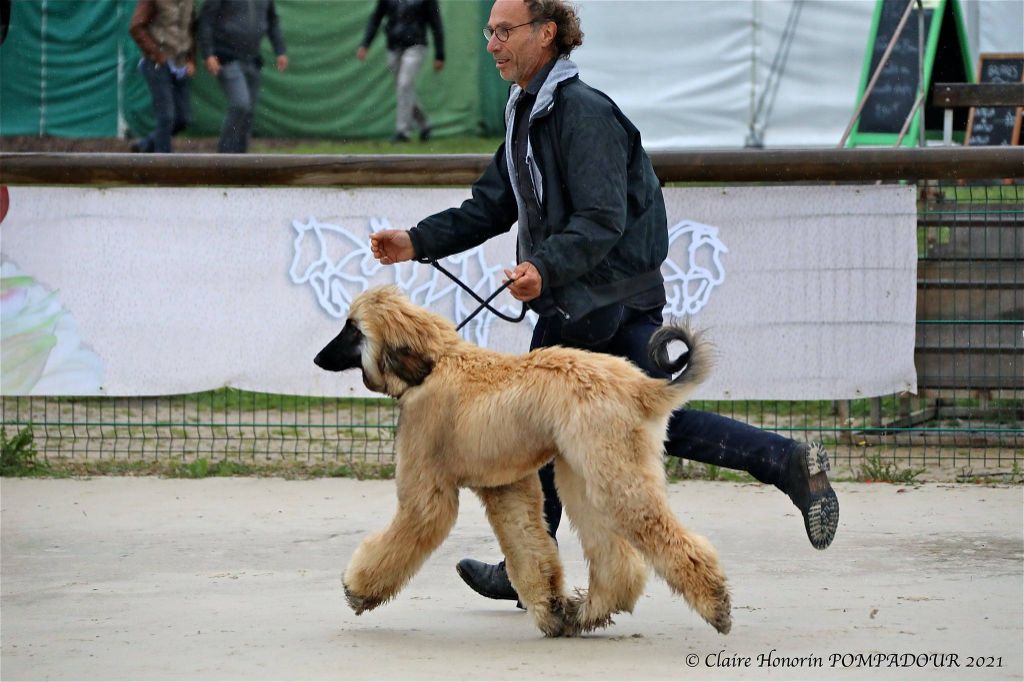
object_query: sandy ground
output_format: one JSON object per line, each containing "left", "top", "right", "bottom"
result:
{"left": 1, "top": 478, "right": 1021, "bottom": 682}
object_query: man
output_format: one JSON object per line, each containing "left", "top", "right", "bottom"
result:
{"left": 0, "top": 0, "right": 10, "bottom": 46}
{"left": 370, "top": 0, "right": 840, "bottom": 605}
{"left": 197, "top": 0, "right": 288, "bottom": 153}
{"left": 129, "top": 0, "right": 196, "bottom": 153}
{"left": 356, "top": 0, "right": 445, "bottom": 143}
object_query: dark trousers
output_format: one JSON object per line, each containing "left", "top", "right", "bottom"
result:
{"left": 531, "top": 305, "right": 796, "bottom": 538}
{"left": 138, "top": 60, "right": 191, "bottom": 153}
{"left": 216, "top": 58, "right": 262, "bottom": 153}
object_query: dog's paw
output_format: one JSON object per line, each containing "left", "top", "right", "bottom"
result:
{"left": 568, "top": 588, "right": 615, "bottom": 634}
{"left": 704, "top": 587, "right": 732, "bottom": 635}
{"left": 343, "top": 582, "right": 385, "bottom": 615}
{"left": 532, "top": 595, "right": 583, "bottom": 638}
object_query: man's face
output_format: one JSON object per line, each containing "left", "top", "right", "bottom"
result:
{"left": 486, "top": 0, "right": 555, "bottom": 88}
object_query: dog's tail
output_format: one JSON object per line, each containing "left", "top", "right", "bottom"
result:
{"left": 648, "top": 323, "right": 711, "bottom": 405}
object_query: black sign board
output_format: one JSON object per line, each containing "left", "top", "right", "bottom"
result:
{"left": 965, "top": 53, "right": 1024, "bottom": 146}
{"left": 848, "top": 0, "right": 972, "bottom": 147}
{"left": 859, "top": 1, "right": 934, "bottom": 135}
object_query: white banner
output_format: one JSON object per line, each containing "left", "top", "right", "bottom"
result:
{"left": 0, "top": 185, "right": 917, "bottom": 399}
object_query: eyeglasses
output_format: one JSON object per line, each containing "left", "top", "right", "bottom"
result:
{"left": 483, "top": 20, "right": 536, "bottom": 42}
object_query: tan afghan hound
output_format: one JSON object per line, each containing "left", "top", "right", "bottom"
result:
{"left": 314, "top": 285, "right": 731, "bottom": 637}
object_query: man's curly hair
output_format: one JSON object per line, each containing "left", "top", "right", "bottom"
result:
{"left": 525, "top": 0, "right": 584, "bottom": 57}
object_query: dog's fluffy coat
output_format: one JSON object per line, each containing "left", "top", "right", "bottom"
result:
{"left": 314, "top": 286, "right": 731, "bottom": 636}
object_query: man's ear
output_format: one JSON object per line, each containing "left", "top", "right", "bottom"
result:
{"left": 382, "top": 345, "right": 434, "bottom": 387}
{"left": 539, "top": 19, "right": 557, "bottom": 48}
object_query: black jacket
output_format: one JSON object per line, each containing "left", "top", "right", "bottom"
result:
{"left": 197, "top": 0, "right": 286, "bottom": 66}
{"left": 409, "top": 58, "right": 667, "bottom": 321}
{"left": 360, "top": 0, "right": 444, "bottom": 61}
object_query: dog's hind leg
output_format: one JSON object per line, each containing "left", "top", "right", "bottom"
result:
{"left": 342, "top": 460, "right": 459, "bottom": 615}
{"left": 474, "top": 475, "right": 575, "bottom": 637}
{"left": 554, "top": 458, "right": 648, "bottom": 634}
{"left": 567, "top": 431, "right": 732, "bottom": 635}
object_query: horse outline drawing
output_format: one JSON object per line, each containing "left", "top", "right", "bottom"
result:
{"left": 662, "top": 219, "right": 729, "bottom": 318}
{"left": 291, "top": 216, "right": 728, "bottom": 347}
{"left": 289, "top": 216, "right": 530, "bottom": 347}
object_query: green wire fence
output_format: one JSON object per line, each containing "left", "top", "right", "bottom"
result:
{"left": 1, "top": 178, "right": 1020, "bottom": 481}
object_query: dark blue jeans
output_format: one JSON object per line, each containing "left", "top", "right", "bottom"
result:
{"left": 138, "top": 60, "right": 191, "bottom": 153}
{"left": 532, "top": 305, "right": 796, "bottom": 537}
{"left": 216, "top": 58, "right": 262, "bottom": 153}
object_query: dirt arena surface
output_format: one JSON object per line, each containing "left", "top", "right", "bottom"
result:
{"left": 2, "top": 478, "right": 1021, "bottom": 681}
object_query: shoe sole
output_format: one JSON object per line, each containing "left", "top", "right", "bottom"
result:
{"left": 803, "top": 444, "right": 839, "bottom": 550}
{"left": 455, "top": 563, "right": 519, "bottom": 601}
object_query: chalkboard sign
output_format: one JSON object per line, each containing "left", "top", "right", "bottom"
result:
{"left": 965, "top": 53, "right": 1024, "bottom": 146}
{"left": 859, "top": 0, "right": 934, "bottom": 135}
{"left": 847, "top": 0, "right": 972, "bottom": 147}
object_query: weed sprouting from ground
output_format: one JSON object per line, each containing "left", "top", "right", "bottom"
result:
{"left": 1, "top": 426, "right": 52, "bottom": 477}
{"left": 857, "top": 453, "right": 926, "bottom": 484}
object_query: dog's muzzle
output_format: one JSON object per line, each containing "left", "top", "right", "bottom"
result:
{"left": 314, "top": 320, "right": 364, "bottom": 372}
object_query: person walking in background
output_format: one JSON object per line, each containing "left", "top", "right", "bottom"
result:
{"left": 369, "top": 0, "right": 840, "bottom": 608}
{"left": 129, "top": 0, "right": 196, "bottom": 153}
{"left": 198, "top": 0, "right": 287, "bottom": 154}
{"left": 1, "top": 0, "right": 12, "bottom": 46}
{"left": 357, "top": 0, "right": 445, "bottom": 143}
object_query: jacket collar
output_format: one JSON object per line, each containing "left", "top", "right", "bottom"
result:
{"left": 502, "top": 56, "right": 579, "bottom": 256}
{"left": 504, "top": 56, "right": 579, "bottom": 128}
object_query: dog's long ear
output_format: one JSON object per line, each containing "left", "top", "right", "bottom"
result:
{"left": 382, "top": 345, "right": 434, "bottom": 387}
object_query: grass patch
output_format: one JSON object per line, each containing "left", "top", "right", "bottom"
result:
{"left": 250, "top": 135, "right": 503, "bottom": 156}
{"left": 167, "top": 458, "right": 254, "bottom": 478}
{"left": 857, "top": 454, "right": 926, "bottom": 484}
{"left": 45, "top": 389, "right": 397, "bottom": 414}
{"left": 0, "top": 456, "right": 397, "bottom": 480}
{"left": 183, "top": 389, "right": 396, "bottom": 415}
{"left": 691, "top": 399, "right": 832, "bottom": 415}
{"left": 1, "top": 426, "right": 56, "bottom": 477}
{"left": 939, "top": 185, "right": 1024, "bottom": 203}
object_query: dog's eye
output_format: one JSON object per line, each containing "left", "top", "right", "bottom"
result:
{"left": 343, "top": 319, "right": 364, "bottom": 341}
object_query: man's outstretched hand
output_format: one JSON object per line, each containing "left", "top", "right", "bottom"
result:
{"left": 370, "top": 229, "right": 415, "bottom": 265}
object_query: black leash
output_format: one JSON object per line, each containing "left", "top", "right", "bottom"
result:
{"left": 421, "top": 258, "right": 528, "bottom": 332}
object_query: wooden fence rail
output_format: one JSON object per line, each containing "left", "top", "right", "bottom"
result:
{"left": 1, "top": 147, "right": 1021, "bottom": 186}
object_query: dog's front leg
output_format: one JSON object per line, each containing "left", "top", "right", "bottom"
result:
{"left": 474, "top": 475, "right": 577, "bottom": 637}
{"left": 343, "top": 460, "right": 459, "bottom": 614}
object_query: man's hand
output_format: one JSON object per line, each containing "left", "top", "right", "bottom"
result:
{"left": 276, "top": 54, "right": 288, "bottom": 72}
{"left": 205, "top": 55, "right": 221, "bottom": 76}
{"left": 356, "top": 46, "right": 368, "bottom": 62}
{"left": 370, "top": 229, "right": 415, "bottom": 265}
{"left": 433, "top": 59, "right": 444, "bottom": 72}
{"left": 503, "top": 262, "right": 542, "bottom": 302}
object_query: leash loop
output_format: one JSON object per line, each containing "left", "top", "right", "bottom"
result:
{"left": 420, "top": 258, "right": 528, "bottom": 331}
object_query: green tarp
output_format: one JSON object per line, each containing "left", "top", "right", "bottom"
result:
{"left": 0, "top": 0, "right": 508, "bottom": 139}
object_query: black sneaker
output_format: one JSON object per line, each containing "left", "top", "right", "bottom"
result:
{"left": 782, "top": 442, "right": 839, "bottom": 550}
{"left": 419, "top": 126, "right": 432, "bottom": 142}
{"left": 390, "top": 132, "right": 410, "bottom": 143}
{"left": 455, "top": 559, "right": 518, "bottom": 601}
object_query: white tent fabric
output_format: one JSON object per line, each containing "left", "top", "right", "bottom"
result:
{"left": 572, "top": 0, "right": 1024, "bottom": 150}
